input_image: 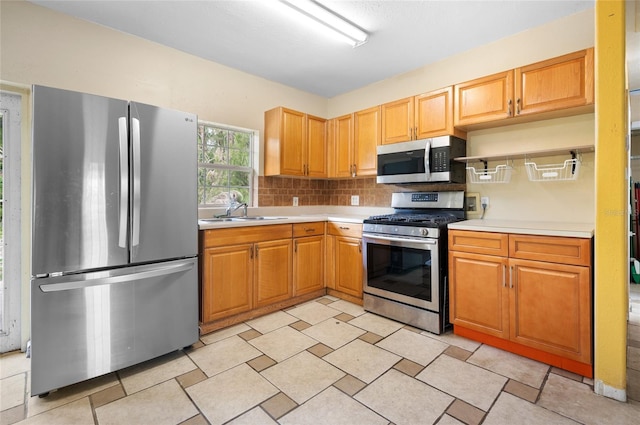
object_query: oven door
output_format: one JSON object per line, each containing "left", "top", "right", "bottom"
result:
{"left": 362, "top": 233, "right": 440, "bottom": 312}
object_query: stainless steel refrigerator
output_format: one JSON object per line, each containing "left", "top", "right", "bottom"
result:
{"left": 30, "top": 85, "right": 199, "bottom": 397}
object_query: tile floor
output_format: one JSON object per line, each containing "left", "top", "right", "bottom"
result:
{"left": 2, "top": 296, "right": 640, "bottom": 425}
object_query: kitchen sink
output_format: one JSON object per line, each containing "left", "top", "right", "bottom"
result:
{"left": 199, "top": 216, "right": 286, "bottom": 223}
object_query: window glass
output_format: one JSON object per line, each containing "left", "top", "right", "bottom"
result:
{"left": 197, "top": 123, "right": 253, "bottom": 206}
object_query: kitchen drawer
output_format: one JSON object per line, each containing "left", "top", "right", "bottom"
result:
{"left": 509, "top": 234, "right": 591, "bottom": 266}
{"left": 202, "top": 224, "right": 293, "bottom": 248}
{"left": 293, "top": 222, "right": 325, "bottom": 237}
{"left": 327, "top": 222, "right": 362, "bottom": 238}
{"left": 449, "top": 230, "right": 509, "bottom": 257}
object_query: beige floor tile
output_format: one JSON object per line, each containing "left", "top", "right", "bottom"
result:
{"left": 179, "top": 414, "right": 208, "bottom": 425}
{"left": 95, "top": 379, "right": 197, "bottom": 425}
{"left": 260, "top": 392, "right": 297, "bottom": 419}
{"left": 248, "top": 326, "right": 318, "bottom": 362}
{"left": 90, "top": 384, "right": 126, "bottom": 408}
{"left": 348, "top": 312, "right": 404, "bottom": 337}
{"left": 334, "top": 312, "right": 356, "bottom": 322}
{"left": 327, "top": 299, "right": 366, "bottom": 317}
{"left": 484, "top": 392, "right": 579, "bottom": 425}
{"left": 226, "top": 407, "right": 278, "bottom": 425}
{"left": 247, "top": 311, "right": 298, "bottom": 334}
{"left": 286, "top": 301, "right": 340, "bottom": 325}
{"left": 393, "top": 358, "right": 424, "bottom": 377}
{"left": 1, "top": 373, "right": 25, "bottom": 411}
{"left": 200, "top": 323, "right": 251, "bottom": 345}
{"left": 302, "top": 317, "right": 366, "bottom": 349}
{"left": 261, "top": 351, "right": 345, "bottom": 403}
{"left": 247, "top": 355, "right": 277, "bottom": 372}
{"left": 539, "top": 373, "right": 640, "bottom": 424}
{"left": 307, "top": 343, "right": 333, "bottom": 358}
{"left": 0, "top": 352, "right": 30, "bottom": 380}
{"left": 27, "top": 372, "right": 118, "bottom": 417}
{"left": 188, "top": 335, "right": 262, "bottom": 377}
{"left": 444, "top": 345, "right": 473, "bottom": 362}
{"left": 421, "top": 331, "right": 482, "bottom": 352}
{"left": 289, "top": 320, "right": 312, "bottom": 331}
{"left": 238, "top": 329, "right": 262, "bottom": 341}
{"left": 503, "top": 379, "right": 539, "bottom": 403}
{"left": 19, "top": 397, "right": 93, "bottom": 425}
{"left": 467, "top": 345, "right": 548, "bottom": 389}
{"left": 176, "top": 369, "right": 207, "bottom": 389}
{"left": 355, "top": 369, "right": 454, "bottom": 425}
{"left": 436, "top": 414, "right": 466, "bottom": 424}
{"left": 416, "top": 355, "right": 507, "bottom": 411}
{"left": 333, "top": 374, "right": 366, "bottom": 396}
{"left": 119, "top": 350, "right": 197, "bottom": 394}
{"left": 628, "top": 345, "right": 640, "bottom": 371}
{"left": 187, "top": 363, "right": 278, "bottom": 425}
{"left": 446, "top": 399, "right": 485, "bottom": 425}
{"left": 279, "top": 386, "right": 387, "bottom": 425}
{"left": 324, "top": 339, "right": 401, "bottom": 383}
{"left": 376, "top": 328, "right": 448, "bottom": 366}
{"left": 359, "top": 331, "right": 384, "bottom": 344}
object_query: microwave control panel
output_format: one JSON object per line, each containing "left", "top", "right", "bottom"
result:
{"left": 431, "top": 147, "right": 450, "bottom": 172}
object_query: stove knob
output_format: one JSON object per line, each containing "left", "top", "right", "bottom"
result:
{"left": 421, "top": 228, "right": 429, "bottom": 237}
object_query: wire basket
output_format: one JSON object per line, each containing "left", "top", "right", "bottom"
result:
{"left": 466, "top": 164, "right": 513, "bottom": 184}
{"left": 524, "top": 158, "right": 581, "bottom": 182}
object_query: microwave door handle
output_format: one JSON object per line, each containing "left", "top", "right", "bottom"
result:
{"left": 424, "top": 139, "right": 431, "bottom": 178}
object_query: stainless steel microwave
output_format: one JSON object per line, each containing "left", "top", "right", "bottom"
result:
{"left": 376, "top": 136, "right": 466, "bottom": 184}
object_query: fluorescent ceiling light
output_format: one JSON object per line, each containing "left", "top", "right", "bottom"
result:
{"left": 280, "top": 0, "right": 368, "bottom": 47}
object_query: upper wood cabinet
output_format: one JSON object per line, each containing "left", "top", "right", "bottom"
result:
{"left": 381, "top": 87, "right": 465, "bottom": 145}
{"left": 264, "top": 107, "right": 327, "bottom": 177}
{"left": 328, "top": 113, "right": 354, "bottom": 178}
{"left": 454, "top": 48, "right": 594, "bottom": 128}
{"left": 353, "top": 106, "right": 381, "bottom": 177}
{"left": 329, "top": 107, "right": 379, "bottom": 178}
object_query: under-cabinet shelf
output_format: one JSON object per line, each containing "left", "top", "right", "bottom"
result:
{"left": 454, "top": 144, "right": 594, "bottom": 163}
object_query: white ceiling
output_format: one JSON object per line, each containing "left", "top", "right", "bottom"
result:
{"left": 29, "top": 0, "right": 599, "bottom": 98}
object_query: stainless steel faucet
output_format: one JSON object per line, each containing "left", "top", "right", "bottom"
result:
{"left": 225, "top": 202, "right": 248, "bottom": 217}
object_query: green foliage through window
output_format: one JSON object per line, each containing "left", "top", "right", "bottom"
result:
{"left": 197, "top": 122, "right": 253, "bottom": 206}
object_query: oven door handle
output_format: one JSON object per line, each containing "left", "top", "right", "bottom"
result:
{"left": 362, "top": 233, "right": 437, "bottom": 245}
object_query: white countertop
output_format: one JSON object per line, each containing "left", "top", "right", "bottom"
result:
{"left": 448, "top": 219, "right": 594, "bottom": 238}
{"left": 197, "top": 213, "right": 369, "bottom": 230}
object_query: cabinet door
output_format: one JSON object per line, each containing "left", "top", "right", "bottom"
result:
{"left": 454, "top": 70, "right": 514, "bottom": 126}
{"left": 331, "top": 114, "right": 354, "bottom": 178}
{"left": 264, "top": 107, "right": 305, "bottom": 176}
{"left": 354, "top": 106, "right": 380, "bottom": 176}
{"left": 509, "top": 258, "right": 591, "bottom": 363}
{"left": 254, "top": 239, "right": 293, "bottom": 308}
{"left": 381, "top": 97, "right": 414, "bottom": 145}
{"left": 415, "top": 86, "right": 458, "bottom": 139}
{"left": 515, "top": 48, "right": 594, "bottom": 116}
{"left": 307, "top": 114, "right": 327, "bottom": 177}
{"left": 449, "top": 251, "right": 509, "bottom": 339}
{"left": 293, "top": 235, "right": 325, "bottom": 296}
{"left": 334, "top": 236, "right": 363, "bottom": 298}
{"left": 201, "top": 245, "right": 253, "bottom": 323}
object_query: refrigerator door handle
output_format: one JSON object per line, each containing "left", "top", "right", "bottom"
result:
{"left": 118, "top": 117, "right": 129, "bottom": 248}
{"left": 132, "top": 117, "right": 141, "bottom": 248}
{"left": 38, "top": 259, "right": 195, "bottom": 293}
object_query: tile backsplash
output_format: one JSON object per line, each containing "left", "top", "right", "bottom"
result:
{"left": 257, "top": 176, "right": 465, "bottom": 207}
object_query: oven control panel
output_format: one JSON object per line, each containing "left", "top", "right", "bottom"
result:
{"left": 411, "top": 193, "right": 438, "bottom": 202}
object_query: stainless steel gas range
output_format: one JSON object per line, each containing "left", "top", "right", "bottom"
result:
{"left": 362, "top": 191, "right": 466, "bottom": 334}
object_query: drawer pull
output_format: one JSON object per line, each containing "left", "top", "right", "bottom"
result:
{"left": 339, "top": 226, "right": 350, "bottom": 230}
{"left": 305, "top": 227, "right": 316, "bottom": 233}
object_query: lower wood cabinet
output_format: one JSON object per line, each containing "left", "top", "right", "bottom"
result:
{"left": 326, "top": 222, "right": 363, "bottom": 302}
{"left": 293, "top": 223, "right": 325, "bottom": 296}
{"left": 254, "top": 239, "right": 292, "bottom": 308}
{"left": 449, "top": 230, "right": 593, "bottom": 377}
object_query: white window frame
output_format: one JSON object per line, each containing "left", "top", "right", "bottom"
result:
{"left": 197, "top": 121, "right": 256, "bottom": 207}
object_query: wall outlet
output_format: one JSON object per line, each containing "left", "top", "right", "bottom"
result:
{"left": 351, "top": 195, "right": 360, "bottom": 206}
{"left": 481, "top": 196, "right": 490, "bottom": 207}
{"left": 293, "top": 196, "right": 299, "bottom": 206}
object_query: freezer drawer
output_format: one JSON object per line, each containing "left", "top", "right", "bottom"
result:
{"left": 30, "top": 258, "right": 198, "bottom": 396}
